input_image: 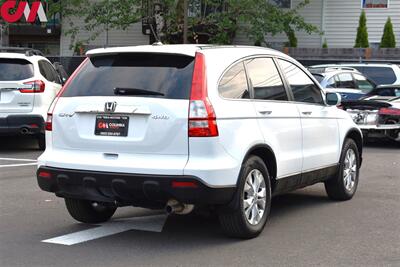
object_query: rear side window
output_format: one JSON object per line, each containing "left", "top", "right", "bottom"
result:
{"left": 39, "top": 60, "right": 60, "bottom": 84}
{"left": 62, "top": 53, "right": 195, "bottom": 99}
{"left": 337, "top": 73, "right": 356, "bottom": 88}
{"left": 278, "top": 59, "right": 324, "bottom": 105}
{"left": 353, "top": 66, "right": 396, "bottom": 85}
{"left": 326, "top": 77, "right": 337, "bottom": 88}
{"left": 0, "top": 58, "right": 34, "bottom": 81}
{"left": 219, "top": 62, "right": 250, "bottom": 99}
{"left": 245, "top": 57, "right": 288, "bottom": 101}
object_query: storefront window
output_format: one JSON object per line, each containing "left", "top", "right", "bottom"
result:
{"left": 362, "top": 0, "right": 389, "bottom": 8}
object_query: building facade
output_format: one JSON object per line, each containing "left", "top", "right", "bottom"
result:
{"left": 3, "top": 0, "right": 398, "bottom": 56}
{"left": 235, "top": 0, "right": 400, "bottom": 48}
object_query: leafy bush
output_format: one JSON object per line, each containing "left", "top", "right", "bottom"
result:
{"left": 380, "top": 17, "right": 396, "bottom": 48}
{"left": 354, "top": 11, "right": 369, "bottom": 48}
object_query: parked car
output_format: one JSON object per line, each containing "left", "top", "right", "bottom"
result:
{"left": 310, "top": 68, "right": 376, "bottom": 100}
{"left": 0, "top": 47, "right": 66, "bottom": 149}
{"left": 309, "top": 63, "right": 400, "bottom": 86}
{"left": 36, "top": 45, "right": 363, "bottom": 239}
{"left": 340, "top": 84, "right": 400, "bottom": 142}
{"left": 364, "top": 84, "right": 400, "bottom": 98}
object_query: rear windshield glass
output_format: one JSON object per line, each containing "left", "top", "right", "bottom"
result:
{"left": 351, "top": 66, "right": 396, "bottom": 85}
{"left": 63, "top": 53, "right": 195, "bottom": 99}
{"left": 0, "top": 58, "right": 34, "bottom": 81}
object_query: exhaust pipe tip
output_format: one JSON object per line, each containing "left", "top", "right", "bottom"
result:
{"left": 20, "top": 127, "right": 29, "bottom": 135}
{"left": 165, "top": 199, "right": 194, "bottom": 215}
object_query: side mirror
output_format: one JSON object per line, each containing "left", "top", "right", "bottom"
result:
{"left": 326, "top": 92, "right": 342, "bottom": 106}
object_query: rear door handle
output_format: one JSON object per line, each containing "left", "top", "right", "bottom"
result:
{"left": 258, "top": 110, "right": 272, "bottom": 115}
{"left": 302, "top": 111, "right": 312, "bottom": 115}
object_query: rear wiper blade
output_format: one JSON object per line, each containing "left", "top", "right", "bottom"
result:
{"left": 114, "top": 87, "right": 164, "bottom": 96}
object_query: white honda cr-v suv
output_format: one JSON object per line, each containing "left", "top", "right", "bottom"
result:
{"left": 37, "top": 45, "right": 363, "bottom": 238}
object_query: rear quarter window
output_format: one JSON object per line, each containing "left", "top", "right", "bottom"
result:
{"left": 62, "top": 53, "right": 195, "bottom": 99}
{"left": 0, "top": 58, "right": 34, "bottom": 81}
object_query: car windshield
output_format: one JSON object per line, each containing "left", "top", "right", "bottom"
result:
{"left": 0, "top": 58, "right": 34, "bottom": 81}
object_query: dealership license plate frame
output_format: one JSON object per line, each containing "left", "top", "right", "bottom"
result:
{"left": 95, "top": 115, "right": 129, "bottom": 137}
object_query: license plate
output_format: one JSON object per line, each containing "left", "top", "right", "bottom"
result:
{"left": 95, "top": 115, "right": 129, "bottom": 137}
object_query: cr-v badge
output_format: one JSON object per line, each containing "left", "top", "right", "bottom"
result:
{"left": 105, "top": 102, "right": 117, "bottom": 112}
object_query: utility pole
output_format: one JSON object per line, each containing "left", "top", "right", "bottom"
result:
{"left": 183, "top": 0, "right": 188, "bottom": 44}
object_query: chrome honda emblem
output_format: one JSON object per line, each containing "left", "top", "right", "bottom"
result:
{"left": 105, "top": 102, "right": 117, "bottom": 112}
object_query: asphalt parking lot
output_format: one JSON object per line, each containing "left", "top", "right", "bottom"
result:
{"left": 0, "top": 136, "right": 399, "bottom": 267}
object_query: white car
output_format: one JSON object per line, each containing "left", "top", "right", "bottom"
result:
{"left": 37, "top": 45, "right": 363, "bottom": 238}
{"left": 310, "top": 68, "right": 376, "bottom": 100}
{"left": 0, "top": 48, "right": 63, "bottom": 149}
{"left": 310, "top": 63, "right": 400, "bottom": 86}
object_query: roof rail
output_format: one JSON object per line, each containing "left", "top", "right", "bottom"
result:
{"left": 0, "top": 47, "right": 44, "bottom": 57}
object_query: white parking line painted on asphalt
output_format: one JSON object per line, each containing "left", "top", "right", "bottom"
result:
{"left": 42, "top": 214, "right": 168, "bottom": 246}
{"left": 0, "top": 157, "right": 37, "bottom": 162}
{"left": 0, "top": 163, "right": 38, "bottom": 168}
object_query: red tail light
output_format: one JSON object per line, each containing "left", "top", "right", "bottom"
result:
{"left": 45, "top": 58, "right": 88, "bottom": 131}
{"left": 379, "top": 107, "right": 400, "bottom": 116}
{"left": 188, "top": 52, "right": 218, "bottom": 137}
{"left": 20, "top": 80, "right": 45, "bottom": 93}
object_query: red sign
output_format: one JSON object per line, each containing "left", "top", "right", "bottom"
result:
{"left": 1, "top": 1, "right": 48, "bottom": 23}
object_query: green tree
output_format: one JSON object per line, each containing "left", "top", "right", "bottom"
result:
{"left": 322, "top": 39, "right": 328, "bottom": 48}
{"left": 354, "top": 10, "right": 369, "bottom": 48}
{"left": 380, "top": 17, "right": 396, "bottom": 48}
{"left": 49, "top": 0, "right": 320, "bottom": 48}
{"left": 286, "top": 29, "right": 298, "bottom": 47}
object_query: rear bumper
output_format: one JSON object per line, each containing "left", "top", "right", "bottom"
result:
{"left": 0, "top": 114, "right": 44, "bottom": 136}
{"left": 37, "top": 166, "right": 236, "bottom": 208}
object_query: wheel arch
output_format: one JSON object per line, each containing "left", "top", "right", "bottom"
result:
{"left": 344, "top": 128, "right": 363, "bottom": 166}
{"left": 243, "top": 144, "right": 278, "bottom": 192}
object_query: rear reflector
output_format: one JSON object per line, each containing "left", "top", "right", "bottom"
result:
{"left": 379, "top": 107, "right": 400, "bottom": 116}
{"left": 38, "top": 171, "right": 51, "bottom": 179}
{"left": 172, "top": 181, "right": 198, "bottom": 188}
{"left": 188, "top": 52, "right": 218, "bottom": 137}
{"left": 20, "top": 80, "right": 45, "bottom": 93}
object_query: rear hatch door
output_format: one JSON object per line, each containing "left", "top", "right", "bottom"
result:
{"left": 52, "top": 53, "right": 194, "bottom": 156}
{"left": 0, "top": 58, "right": 35, "bottom": 114}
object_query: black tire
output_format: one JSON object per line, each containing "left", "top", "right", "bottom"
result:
{"left": 65, "top": 198, "right": 116, "bottom": 224}
{"left": 38, "top": 134, "right": 46, "bottom": 150}
{"left": 325, "top": 138, "right": 360, "bottom": 201}
{"left": 218, "top": 156, "right": 271, "bottom": 239}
